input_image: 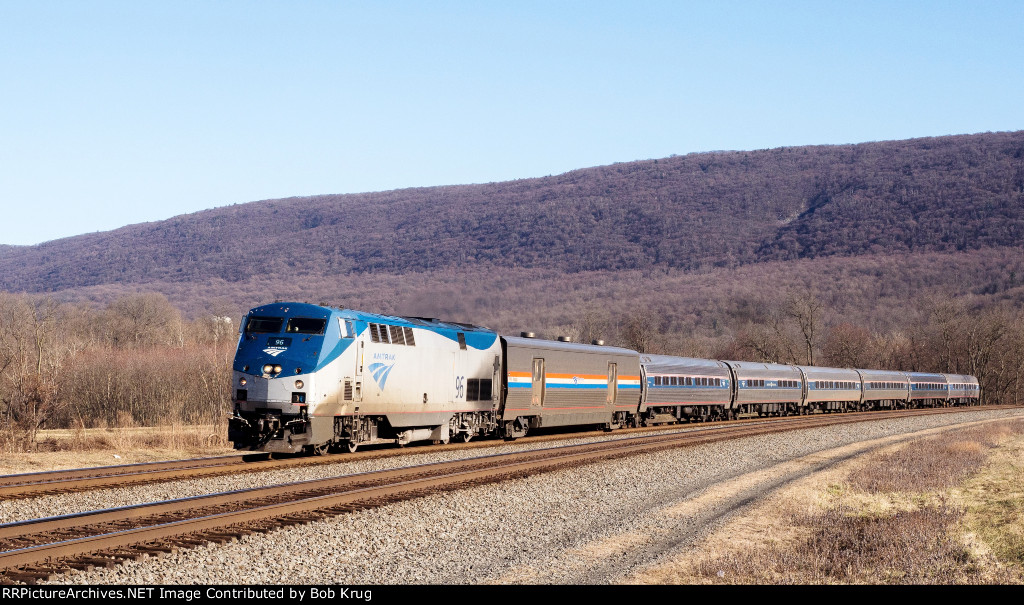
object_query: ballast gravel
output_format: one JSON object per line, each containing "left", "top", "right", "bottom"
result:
{"left": 17, "top": 408, "right": 1024, "bottom": 585}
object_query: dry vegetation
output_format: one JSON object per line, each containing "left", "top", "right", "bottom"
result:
{"left": 3, "top": 257, "right": 1024, "bottom": 453}
{"left": 644, "top": 420, "right": 1024, "bottom": 584}
{"left": 0, "top": 292, "right": 235, "bottom": 452}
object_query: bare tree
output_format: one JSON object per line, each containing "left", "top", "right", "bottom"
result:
{"left": 785, "top": 289, "right": 822, "bottom": 366}
{"left": 620, "top": 310, "right": 659, "bottom": 354}
{"left": 822, "top": 323, "right": 873, "bottom": 368}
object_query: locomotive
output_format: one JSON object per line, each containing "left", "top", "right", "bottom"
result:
{"left": 227, "top": 303, "right": 980, "bottom": 454}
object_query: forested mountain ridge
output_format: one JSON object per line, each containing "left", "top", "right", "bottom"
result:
{"left": 1, "top": 130, "right": 1022, "bottom": 294}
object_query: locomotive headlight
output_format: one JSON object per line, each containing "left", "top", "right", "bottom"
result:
{"left": 273, "top": 365, "right": 283, "bottom": 374}
{"left": 239, "top": 378, "right": 247, "bottom": 386}
{"left": 262, "top": 364, "right": 274, "bottom": 374}
{"left": 295, "top": 380, "right": 304, "bottom": 389}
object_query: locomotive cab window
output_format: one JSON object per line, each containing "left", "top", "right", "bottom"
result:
{"left": 285, "top": 317, "right": 327, "bottom": 334}
{"left": 246, "top": 316, "right": 284, "bottom": 334}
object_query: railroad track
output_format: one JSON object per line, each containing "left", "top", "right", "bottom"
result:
{"left": 0, "top": 405, "right": 1011, "bottom": 499}
{"left": 0, "top": 405, "right": 1008, "bottom": 584}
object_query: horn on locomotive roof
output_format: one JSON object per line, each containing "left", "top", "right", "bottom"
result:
{"left": 592, "top": 339, "right": 605, "bottom": 346}
{"left": 520, "top": 332, "right": 536, "bottom": 338}
{"left": 557, "top": 336, "right": 573, "bottom": 342}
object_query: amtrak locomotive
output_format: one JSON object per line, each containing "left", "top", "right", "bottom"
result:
{"left": 228, "top": 303, "right": 980, "bottom": 454}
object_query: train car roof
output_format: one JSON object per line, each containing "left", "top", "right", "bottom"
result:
{"left": 723, "top": 360, "right": 800, "bottom": 373}
{"left": 503, "top": 335, "right": 637, "bottom": 356}
{"left": 640, "top": 354, "right": 729, "bottom": 369}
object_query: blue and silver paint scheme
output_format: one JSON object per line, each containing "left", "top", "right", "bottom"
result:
{"left": 230, "top": 303, "right": 502, "bottom": 453}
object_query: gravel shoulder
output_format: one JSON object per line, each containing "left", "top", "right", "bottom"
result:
{"left": 25, "top": 407, "right": 1024, "bottom": 585}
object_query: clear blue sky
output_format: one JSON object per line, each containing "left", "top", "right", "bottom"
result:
{"left": 1, "top": 1, "right": 1022, "bottom": 245}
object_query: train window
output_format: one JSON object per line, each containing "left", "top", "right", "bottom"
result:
{"left": 715, "top": 378, "right": 721, "bottom": 387}
{"left": 246, "top": 316, "right": 284, "bottom": 334}
{"left": 285, "top": 317, "right": 327, "bottom": 334}
{"left": 532, "top": 359, "right": 546, "bottom": 406}
{"left": 403, "top": 327, "right": 415, "bottom": 346}
{"left": 670, "top": 376, "right": 678, "bottom": 386}
{"left": 340, "top": 319, "right": 355, "bottom": 339}
{"left": 654, "top": 376, "right": 662, "bottom": 386}
{"left": 686, "top": 377, "right": 693, "bottom": 386}
{"left": 607, "top": 363, "right": 618, "bottom": 404}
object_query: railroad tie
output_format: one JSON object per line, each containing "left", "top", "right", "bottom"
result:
{"left": 202, "top": 533, "right": 239, "bottom": 544}
{"left": 3, "top": 568, "right": 57, "bottom": 584}
{"left": 102, "top": 549, "right": 148, "bottom": 561}
{"left": 77, "top": 557, "right": 118, "bottom": 568}
{"left": 134, "top": 545, "right": 178, "bottom": 556}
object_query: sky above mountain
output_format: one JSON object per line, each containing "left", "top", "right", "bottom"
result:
{"left": 2, "top": 0, "right": 1022, "bottom": 246}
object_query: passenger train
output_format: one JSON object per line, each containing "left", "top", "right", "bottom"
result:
{"left": 227, "top": 303, "right": 981, "bottom": 454}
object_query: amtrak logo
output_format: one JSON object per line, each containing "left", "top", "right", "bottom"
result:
{"left": 368, "top": 362, "right": 395, "bottom": 389}
{"left": 263, "top": 348, "right": 287, "bottom": 357}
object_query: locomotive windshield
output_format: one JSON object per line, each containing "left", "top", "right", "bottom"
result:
{"left": 285, "top": 317, "right": 327, "bottom": 334}
{"left": 245, "top": 316, "right": 284, "bottom": 334}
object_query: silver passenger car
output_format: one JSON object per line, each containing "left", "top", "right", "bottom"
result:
{"left": 639, "top": 355, "right": 732, "bottom": 422}
{"left": 907, "top": 372, "right": 948, "bottom": 406}
{"left": 724, "top": 361, "right": 804, "bottom": 416}
{"left": 799, "top": 365, "right": 863, "bottom": 411}
{"left": 858, "top": 369, "right": 910, "bottom": 408}
{"left": 943, "top": 373, "right": 980, "bottom": 405}
{"left": 502, "top": 336, "right": 642, "bottom": 435}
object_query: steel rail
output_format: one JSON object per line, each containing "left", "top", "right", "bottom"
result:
{"left": 0, "top": 405, "right": 1011, "bottom": 583}
{"left": 0, "top": 405, "right": 1009, "bottom": 500}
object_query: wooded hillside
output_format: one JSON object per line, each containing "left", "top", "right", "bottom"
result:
{"left": 1, "top": 131, "right": 1022, "bottom": 294}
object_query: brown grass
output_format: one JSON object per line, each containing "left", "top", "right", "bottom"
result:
{"left": 0, "top": 421, "right": 236, "bottom": 474}
{"left": 635, "top": 418, "right": 1024, "bottom": 585}
{"left": 960, "top": 426, "right": 1024, "bottom": 572}
{"left": 33, "top": 420, "right": 230, "bottom": 453}
{"left": 688, "top": 503, "right": 990, "bottom": 584}
{"left": 847, "top": 422, "right": 1022, "bottom": 494}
